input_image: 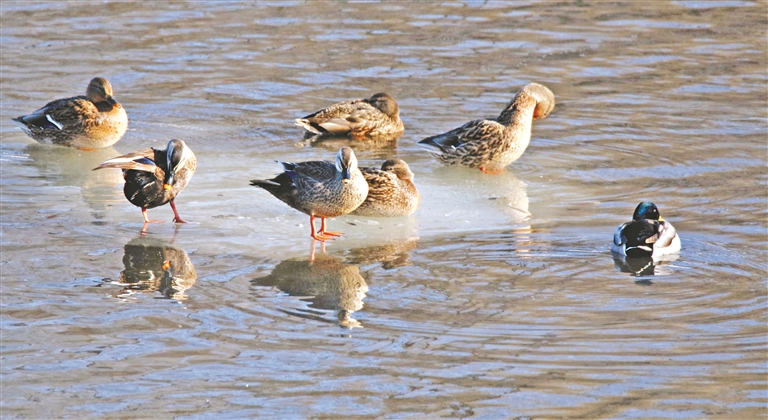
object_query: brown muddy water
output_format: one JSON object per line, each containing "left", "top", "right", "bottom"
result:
{"left": 1, "top": 1, "right": 766, "bottom": 419}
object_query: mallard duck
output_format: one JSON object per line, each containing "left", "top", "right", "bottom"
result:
{"left": 418, "top": 83, "right": 554, "bottom": 172}
{"left": 93, "top": 139, "right": 196, "bottom": 229}
{"left": 12, "top": 77, "right": 128, "bottom": 149}
{"left": 352, "top": 159, "right": 420, "bottom": 217}
{"left": 295, "top": 92, "right": 404, "bottom": 138}
{"left": 250, "top": 147, "right": 369, "bottom": 241}
{"left": 612, "top": 202, "right": 681, "bottom": 258}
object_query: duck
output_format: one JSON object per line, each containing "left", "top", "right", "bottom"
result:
{"left": 93, "top": 139, "right": 196, "bottom": 230}
{"left": 250, "top": 147, "right": 369, "bottom": 241}
{"left": 352, "top": 159, "right": 420, "bottom": 217}
{"left": 295, "top": 92, "right": 404, "bottom": 138}
{"left": 12, "top": 77, "right": 128, "bottom": 149}
{"left": 612, "top": 201, "right": 681, "bottom": 258}
{"left": 418, "top": 82, "right": 554, "bottom": 172}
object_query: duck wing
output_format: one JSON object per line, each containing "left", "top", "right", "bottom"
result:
{"left": 92, "top": 148, "right": 158, "bottom": 172}
{"left": 616, "top": 220, "right": 662, "bottom": 258}
{"left": 418, "top": 118, "right": 505, "bottom": 154}
{"left": 16, "top": 96, "right": 99, "bottom": 131}
{"left": 296, "top": 99, "right": 376, "bottom": 135}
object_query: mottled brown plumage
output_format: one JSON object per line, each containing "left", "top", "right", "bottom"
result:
{"left": 353, "top": 159, "right": 420, "bottom": 217}
{"left": 419, "top": 83, "right": 554, "bottom": 172}
{"left": 250, "top": 147, "right": 369, "bottom": 241}
{"left": 12, "top": 77, "right": 128, "bottom": 149}
{"left": 296, "top": 93, "right": 404, "bottom": 138}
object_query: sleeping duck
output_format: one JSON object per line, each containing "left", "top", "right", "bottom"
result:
{"left": 296, "top": 93, "right": 404, "bottom": 138}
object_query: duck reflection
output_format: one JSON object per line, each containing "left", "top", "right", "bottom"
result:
{"left": 116, "top": 236, "right": 197, "bottom": 300}
{"left": 252, "top": 252, "right": 368, "bottom": 328}
{"left": 303, "top": 133, "right": 399, "bottom": 155}
{"left": 613, "top": 253, "right": 678, "bottom": 279}
{"left": 24, "top": 144, "right": 124, "bottom": 216}
{"left": 345, "top": 238, "right": 419, "bottom": 269}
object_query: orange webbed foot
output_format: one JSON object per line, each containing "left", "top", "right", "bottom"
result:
{"left": 479, "top": 166, "right": 506, "bottom": 174}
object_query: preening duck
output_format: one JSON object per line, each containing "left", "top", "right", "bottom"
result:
{"left": 418, "top": 83, "right": 554, "bottom": 172}
{"left": 93, "top": 139, "right": 196, "bottom": 230}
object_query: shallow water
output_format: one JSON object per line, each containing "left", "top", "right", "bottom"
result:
{"left": 2, "top": 2, "right": 766, "bottom": 418}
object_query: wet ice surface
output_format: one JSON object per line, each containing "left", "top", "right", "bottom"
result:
{"left": 2, "top": 2, "right": 766, "bottom": 418}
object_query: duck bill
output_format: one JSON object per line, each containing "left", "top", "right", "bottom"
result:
{"left": 106, "top": 96, "right": 119, "bottom": 107}
{"left": 658, "top": 216, "right": 665, "bottom": 222}
{"left": 341, "top": 168, "right": 351, "bottom": 183}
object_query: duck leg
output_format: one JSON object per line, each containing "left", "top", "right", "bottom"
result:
{"left": 318, "top": 217, "right": 343, "bottom": 238}
{"left": 170, "top": 200, "right": 187, "bottom": 224}
{"left": 142, "top": 208, "right": 165, "bottom": 224}
{"left": 309, "top": 216, "right": 339, "bottom": 241}
{"left": 479, "top": 166, "right": 506, "bottom": 174}
{"left": 308, "top": 238, "right": 327, "bottom": 263}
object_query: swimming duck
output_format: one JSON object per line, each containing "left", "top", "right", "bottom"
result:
{"left": 295, "top": 92, "right": 404, "bottom": 138}
{"left": 93, "top": 139, "right": 197, "bottom": 229}
{"left": 612, "top": 202, "right": 681, "bottom": 258}
{"left": 352, "top": 159, "right": 420, "bottom": 217}
{"left": 250, "top": 147, "right": 369, "bottom": 241}
{"left": 13, "top": 77, "right": 128, "bottom": 149}
{"left": 418, "top": 83, "right": 554, "bottom": 172}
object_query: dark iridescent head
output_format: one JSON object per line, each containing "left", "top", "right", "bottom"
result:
{"left": 335, "top": 147, "right": 358, "bottom": 183}
{"left": 368, "top": 93, "right": 399, "bottom": 117}
{"left": 381, "top": 159, "right": 414, "bottom": 181}
{"left": 86, "top": 77, "right": 119, "bottom": 106}
{"left": 164, "top": 139, "right": 189, "bottom": 189}
{"left": 633, "top": 201, "right": 661, "bottom": 221}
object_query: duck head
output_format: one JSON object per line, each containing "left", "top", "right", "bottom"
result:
{"left": 86, "top": 77, "right": 120, "bottom": 107}
{"left": 163, "top": 139, "right": 192, "bottom": 190}
{"left": 335, "top": 147, "right": 358, "bottom": 184}
{"left": 381, "top": 159, "right": 414, "bottom": 181}
{"left": 633, "top": 201, "right": 662, "bottom": 221}
{"left": 368, "top": 93, "right": 399, "bottom": 118}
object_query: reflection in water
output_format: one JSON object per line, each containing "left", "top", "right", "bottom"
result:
{"left": 303, "top": 133, "right": 399, "bottom": 157}
{"left": 115, "top": 236, "right": 197, "bottom": 300}
{"left": 23, "top": 144, "right": 124, "bottom": 217}
{"left": 252, "top": 253, "right": 368, "bottom": 328}
{"left": 345, "top": 238, "right": 419, "bottom": 269}
{"left": 492, "top": 171, "right": 530, "bottom": 221}
{"left": 613, "top": 253, "right": 679, "bottom": 278}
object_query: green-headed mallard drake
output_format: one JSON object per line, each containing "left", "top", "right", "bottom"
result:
{"left": 13, "top": 77, "right": 128, "bottom": 149}
{"left": 418, "top": 83, "right": 554, "bottom": 172}
{"left": 612, "top": 202, "right": 681, "bottom": 258}
{"left": 352, "top": 159, "right": 420, "bottom": 217}
{"left": 295, "top": 93, "right": 404, "bottom": 138}
{"left": 93, "top": 139, "right": 196, "bottom": 229}
{"left": 250, "top": 147, "right": 369, "bottom": 241}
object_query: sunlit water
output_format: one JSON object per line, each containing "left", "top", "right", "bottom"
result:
{"left": 2, "top": 2, "right": 766, "bottom": 418}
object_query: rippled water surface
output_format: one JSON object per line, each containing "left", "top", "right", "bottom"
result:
{"left": 2, "top": 2, "right": 766, "bottom": 418}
